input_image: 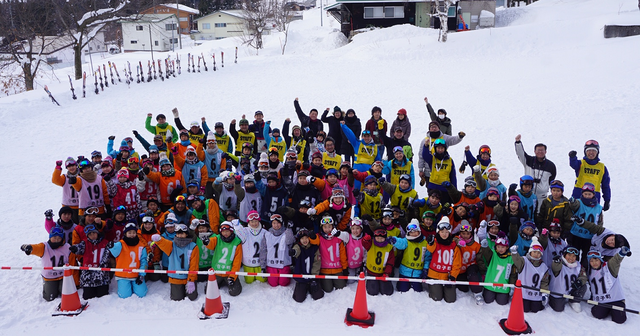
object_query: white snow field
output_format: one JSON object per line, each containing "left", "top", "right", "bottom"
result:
{"left": 0, "top": 0, "right": 639, "bottom": 334}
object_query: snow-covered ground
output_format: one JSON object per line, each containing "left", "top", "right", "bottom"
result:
{"left": 1, "top": 0, "right": 639, "bottom": 334}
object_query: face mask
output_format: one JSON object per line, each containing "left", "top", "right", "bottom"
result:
{"left": 438, "top": 114, "right": 445, "bottom": 120}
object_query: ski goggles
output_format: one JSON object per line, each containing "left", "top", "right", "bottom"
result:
{"left": 406, "top": 223, "right": 420, "bottom": 233}
{"left": 50, "top": 227, "right": 65, "bottom": 239}
{"left": 84, "top": 224, "right": 99, "bottom": 235}
{"left": 393, "top": 146, "right": 403, "bottom": 153}
{"left": 585, "top": 140, "right": 599, "bottom": 147}
{"left": 487, "top": 220, "right": 500, "bottom": 227}
{"left": 91, "top": 150, "right": 102, "bottom": 158}
{"left": 549, "top": 180, "right": 564, "bottom": 191}
{"left": 175, "top": 224, "right": 188, "bottom": 233}
{"left": 270, "top": 214, "right": 283, "bottom": 223}
{"left": 115, "top": 205, "right": 126, "bottom": 212}
{"left": 565, "top": 247, "right": 580, "bottom": 256}
{"left": 142, "top": 216, "right": 155, "bottom": 223}
{"left": 587, "top": 250, "right": 603, "bottom": 261}
{"left": 123, "top": 137, "right": 133, "bottom": 144}
{"left": 437, "top": 222, "right": 452, "bottom": 231}
{"left": 247, "top": 212, "right": 261, "bottom": 221}
{"left": 361, "top": 130, "right": 372, "bottom": 136}
{"left": 382, "top": 210, "right": 393, "bottom": 218}
{"left": 459, "top": 224, "right": 473, "bottom": 232}
{"left": 508, "top": 195, "right": 521, "bottom": 203}
{"left": 372, "top": 161, "right": 384, "bottom": 168}
{"left": 85, "top": 207, "right": 99, "bottom": 215}
{"left": 479, "top": 146, "right": 491, "bottom": 154}
{"left": 320, "top": 217, "right": 334, "bottom": 225}
{"left": 175, "top": 195, "right": 186, "bottom": 203}
{"left": 350, "top": 218, "right": 363, "bottom": 227}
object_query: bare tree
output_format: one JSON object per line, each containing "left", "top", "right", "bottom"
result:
{"left": 52, "top": 0, "right": 151, "bottom": 80}
{"left": 273, "top": 0, "right": 294, "bottom": 55}
{"left": 0, "top": 0, "right": 66, "bottom": 91}
{"left": 434, "top": 0, "right": 454, "bottom": 42}
{"left": 240, "top": 0, "right": 273, "bottom": 52}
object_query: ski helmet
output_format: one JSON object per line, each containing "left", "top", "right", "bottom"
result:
{"left": 519, "top": 175, "right": 534, "bottom": 187}
{"left": 479, "top": 145, "right": 491, "bottom": 157}
{"left": 584, "top": 140, "right": 599, "bottom": 155}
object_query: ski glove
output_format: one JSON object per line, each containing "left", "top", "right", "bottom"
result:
{"left": 388, "top": 236, "right": 397, "bottom": 245}
{"left": 108, "top": 135, "right": 116, "bottom": 141}
{"left": 288, "top": 248, "right": 297, "bottom": 257}
{"left": 442, "top": 181, "right": 451, "bottom": 188}
{"left": 106, "top": 241, "right": 115, "bottom": 249}
{"left": 69, "top": 245, "right": 79, "bottom": 254}
{"left": 603, "top": 201, "right": 610, "bottom": 212}
{"left": 56, "top": 160, "right": 63, "bottom": 168}
{"left": 619, "top": 246, "right": 631, "bottom": 257}
{"left": 151, "top": 234, "right": 162, "bottom": 242}
{"left": 21, "top": 244, "right": 32, "bottom": 255}
{"left": 132, "top": 130, "right": 139, "bottom": 136}
{"left": 541, "top": 228, "right": 548, "bottom": 236}
{"left": 227, "top": 278, "right": 235, "bottom": 287}
{"left": 541, "top": 294, "right": 549, "bottom": 307}
{"left": 306, "top": 176, "right": 315, "bottom": 184}
{"left": 568, "top": 150, "right": 577, "bottom": 158}
{"left": 473, "top": 165, "right": 481, "bottom": 174}
{"left": 342, "top": 269, "right": 349, "bottom": 276}
{"left": 186, "top": 281, "right": 196, "bottom": 294}
{"left": 44, "top": 209, "right": 54, "bottom": 220}
{"left": 458, "top": 131, "right": 466, "bottom": 139}
{"left": 510, "top": 245, "right": 518, "bottom": 254}
{"left": 306, "top": 208, "right": 317, "bottom": 216}
{"left": 426, "top": 235, "right": 435, "bottom": 245}
{"left": 571, "top": 215, "right": 584, "bottom": 225}
{"left": 479, "top": 220, "right": 487, "bottom": 229}
{"left": 331, "top": 228, "right": 340, "bottom": 237}
{"left": 138, "top": 172, "right": 145, "bottom": 181}
{"left": 448, "top": 275, "right": 456, "bottom": 282}
{"left": 135, "top": 275, "right": 144, "bottom": 285}
{"left": 458, "top": 239, "right": 466, "bottom": 247}
{"left": 480, "top": 239, "right": 489, "bottom": 248}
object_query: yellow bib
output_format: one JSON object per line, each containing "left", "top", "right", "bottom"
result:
{"left": 389, "top": 161, "right": 412, "bottom": 185}
{"left": 366, "top": 243, "right": 393, "bottom": 274}
{"left": 323, "top": 152, "right": 342, "bottom": 169}
{"left": 574, "top": 160, "right": 605, "bottom": 193}
{"left": 356, "top": 143, "right": 377, "bottom": 165}
{"left": 235, "top": 132, "right": 255, "bottom": 153}
{"left": 391, "top": 188, "right": 418, "bottom": 212}
{"left": 430, "top": 157, "right": 452, "bottom": 186}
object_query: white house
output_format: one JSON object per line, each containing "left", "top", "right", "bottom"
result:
{"left": 193, "top": 10, "right": 248, "bottom": 40}
{"left": 120, "top": 14, "right": 180, "bottom": 52}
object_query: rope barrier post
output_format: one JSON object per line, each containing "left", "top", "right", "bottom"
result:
{"left": 345, "top": 272, "right": 375, "bottom": 328}
{"left": 198, "top": 268, "right": 230, "bottom": 320}
{"left": 52, "top": 264, "right": 88, "bottom": 317}
{"left": 499, "top": 280, "right": 532, "bottom": 335}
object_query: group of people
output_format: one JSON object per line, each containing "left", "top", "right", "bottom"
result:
{"left": 23, "top": 96, "right": 631, "bottom": 324}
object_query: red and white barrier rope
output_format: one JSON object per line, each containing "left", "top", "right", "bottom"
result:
{"left": 1, "top": 265, "right": 514, "bottom": 288}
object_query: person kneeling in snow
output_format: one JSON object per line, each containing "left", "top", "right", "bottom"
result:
{"left": 201, "top": 222, "right": 243, "bottom": 296}
{"left": 152, "top": 224, "right": 199, "bottom": 301}
{"left": 110, "top": 223, "right": 148, "bottom": 298}
{"left": 20, "top": 227, "right": 71, "bottom": 301}
{"left": 290, "top": 229, "right": 324, "bottom": 303}
{"left": 511, "top": 237, "right": 549, "bottom": 313}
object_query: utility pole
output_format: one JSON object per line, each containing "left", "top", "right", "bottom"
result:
{"left": 149, "top": 23, "right": 154, "bottom": 62}
{"left": 176, "top": 0, "right": 182, "bottom": 49}
{"left": 320, "top": 0, "right": 323, "bottom": 27}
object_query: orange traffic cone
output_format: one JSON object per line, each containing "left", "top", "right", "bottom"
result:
{"left": 345, "top": 272, "right": 375, "bottom": 328}
{"left": 499, "top": 280, "right": 532, "bottom": 335}
{"left": 52, "top": 266, "right": 88, "bottom": 316}
{"left": 198, "top": 269, "right": 230, "bottom": 320}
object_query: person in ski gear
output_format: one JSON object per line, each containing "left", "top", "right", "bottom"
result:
{"left": 511, "top": 237, "right": 549, "bottom": 313}
{"left": 290, "top": 229, "right": 324, "bottom": 302}
{"left": 340, "top": 109, "right": 362, "bottom": 164}
{"left": 201, "top": 222, "right": 243, "bottom": 296}
{"left": 309, "top": 215, "right": 348, "bottom": 292}
{"left": 110, "top": 223, "right": 148, "bottom": 298}
{"left": 263, "top": 214, "right": 295, "bottom": 287}
{"left": 294, "top": 97, "right": 323, "bottom": 140}
{"left": 423, "top": 139, "right": 457, "bottom": 204}
{"left": 514, "top": 134, "right": 557, "bottom": 211}
{"left": 548, "top": 247, "right": 587, "bottom": 313}
{"left": 508, "top": 175, "right": 538, "bottom": 220}
{"left": 388, "top": 220, "right": 430, "bottom": 292}
{"left": 587, "top": 249, "right": 629, "bottom": 324}
{"left": 152, "top": 224, "right": 200, "bottom": 301}
{"left": 537, "top": 180, "right": 572, "bottom": 233}
{"left": 365, "top": 106, "right": 387, "bottom": 158}
{"left": 230, "top": 116, "right": 257, "bottom": 157}
{"left": 569, "top": 140, "right": 611, "bottom": 210}
{"left": 477, "top": 232, "right": 516, "bottom": 305}
{"left": 145, "top": 113, "right": 178, "bottom": 143}
{"left": 425, "top": 217, "right": 461, "bottom": 303}
{"left": 425, "top": 97, "right": 452, "bottom": 136}
{"left": 52, "top": 157, "right": 80, "bottom": 222}
{"left": 321, "top": 106, "right": 344, "bottom": 155}
{"left": 361, "top": 228, "right": 395, "bottom": 296}
{"left": 20, "top": 227, "right": 71, "bottom": 301}
{"left": 249, "top": 110, "right": 267, "bottom": 153}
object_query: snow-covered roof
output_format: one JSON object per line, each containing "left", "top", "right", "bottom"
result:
{"left": 197, "top": 10, "right": 245, "bottom": 21}
{"left": 335, "top": 0, "right": 429, "bottom": 3}
{"left": 159, "top": 3, "right": 199, "bottom": 15}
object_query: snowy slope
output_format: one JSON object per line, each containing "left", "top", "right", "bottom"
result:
{"left": 1, "top": 0, "right": 639, "bottom": 334}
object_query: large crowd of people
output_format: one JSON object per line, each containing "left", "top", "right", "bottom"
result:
{"left": 22, "top": 97, "right": 631, "bottom": 323}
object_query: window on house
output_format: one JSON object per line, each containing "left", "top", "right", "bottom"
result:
{"left": 215, "top": 23, "right": 227, "bottom": 28}
{"left": 202, "top": 23, "right": 211, "bottom": 30}
{"left": 165, "top": 23, "right": 177, "bottom": 31}
{"left": 364, "top": 6, "right": 404, "bottom": 19}
{"left": 130, "top": 40, "right": 138, "bottom": 44}
{"left": 136, "top": 25, "right": 144, "bottom": 31}
{"left": 170, "top": 38, "right": 178, "bottom": 43}
{"left": 155, "top": 41, "right": 159, "bottom": 46}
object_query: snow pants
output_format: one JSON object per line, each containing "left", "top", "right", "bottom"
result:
{"left": 293, "top": 281, "right": 324, "bottom": 303}
{"left": 43, "top": 279, "right": 62, "bottom": 302}
{"left": 366, "top": 278, "right": 394, "bottom": 296}
{"left": 592, "top": 300, "right": 627, "bottom": 324}
{"left": 244, "top": 265, "right": 266, "bottom": 284}
{"left": 215, "top": 276, "right": 243, "bottom": 297}
{"left": 82, "top": 285, "right": 109, "bottom": 300}
{"left": 266, "top": 266, "right": 291, "bottom": 287}
{"left": 117, "top": 279, "right": 147, "bottom": 298}
{"left": 523, "top": 299, "right": 544, "bottom": 313}
{"left": 170, "top": 283, "right": 198, "bottom": 301}
{"left": 396, "top": 277, "right": 423, "bottom": 292}
{"left": 319, "top": 272, "right": 347, "bottom": 293}
{"left": 483, "top": 288, "right": 510, "bottom": 305}
{"left": 347, "top": 267, "right": 363, "bottom": 285}
{"left": 460, "top": 265, "right": 483, "bottom": 294}
{"left": 429, "top": 283, "right": 456, "bottom": 303}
